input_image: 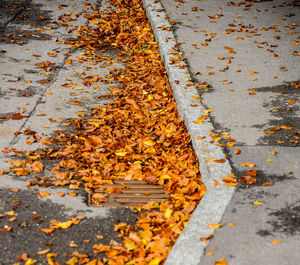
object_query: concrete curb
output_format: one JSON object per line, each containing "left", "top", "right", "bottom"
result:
{"left": 141, "top": 1, "right": 236, "bottom": 264}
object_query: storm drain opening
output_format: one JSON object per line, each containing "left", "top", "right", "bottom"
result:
{"left": 88, "top": 180, "right": 171, "bottom": 207}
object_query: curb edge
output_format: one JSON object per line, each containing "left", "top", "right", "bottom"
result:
{"left": 141, "top": 1, "right": 236, "bottom": 264}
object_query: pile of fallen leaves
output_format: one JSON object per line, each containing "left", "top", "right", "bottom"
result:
{"left": 6, "top": 0, "right": 205, "bottom": 263}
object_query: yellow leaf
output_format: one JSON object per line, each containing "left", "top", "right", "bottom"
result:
{"left": 124, "top": 240, "right": 136, "bottom": 251}
{"left": 25, "top": 259, "right": 36, "bottom": 265}
{"left": 115, "top": 152, "right": 127, "bottom": 157}
{"left": 142, "top": 140, "right": 155, "bottom": 146}
{"left": 252, "top": 200, "right": 263, "bottom": 205}
{"left": 5, "top": 211, "right": 15, "bottom": 216}
{"left": 266, "top": 158, "right": 274, "bottom": 162}
{"left": 52, "top": 220, "right": 73, "bottom": 229}
{"left": 149, "top": 257, "right": 164, "bottom": 265}
{"left": 164, "top": 208, "right": 173, "bottom": 219}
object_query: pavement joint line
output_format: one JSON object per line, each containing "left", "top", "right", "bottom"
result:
{"left": 8, "top": 48, "right": 78, "bottom": 146}
{"left": 142, "top": 0, "right": 236, "bottom": 264}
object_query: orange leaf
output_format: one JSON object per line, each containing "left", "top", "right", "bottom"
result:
{"left": 262, "top": 182, "right": 272, "bottom": 187}
{"left": 252, "top": 200, "right": 263, "bottom": 206}
{"left": 215, "top": 258, "right": 227, "bottom": 265}
{"left": 208, "top": 223, "right": 224, "bottom": 229}
{"left": 241, "top": 162, "right": 255, "bottom": 168}
{"left": 37, "top": 190, "right": 50, "bottom": 197}
{"left": 234, "top": 148, "right": 241, "bottom": 154}
{"left": 200, "top": 234, "right": 214, "bottom": 243}
{"left": 31, "top": 161, "right": 44, "bottom": 172}
{"left": 37, "top": 249, "right": 50, "bottom": 255}
{"left": 66, "top": 257, "right": 78, "bottom": 265}
{"left": 208, "top": 158, "right": 226, "bottom": 163}
{"left": 40, "top": 228, "right": 54, "bottom": 234}
{"left": 271, "top": 240, "right": 281, "bottom": 244}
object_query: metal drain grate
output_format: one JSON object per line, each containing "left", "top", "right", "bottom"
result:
{"left": 89, "top": 180, "right": 170, "bottom": 207}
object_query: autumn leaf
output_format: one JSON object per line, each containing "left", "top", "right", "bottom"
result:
{"left": 51, "top": 220, "right": 73, "bottom": 229}
{"left": 37, "top": 190, "right": 50, "bottom": 197}
{"left": 10, "top": 188, "right": 20, "bottom": 193}
{"left": 5, "top": 211, "right": 15, "bottom": 216}
{"left": 40, "top": 228, "right": 54, "bottom": 234}
{"left": 262, "top": 182, "right": 272, "bottom": 187}
{"left": 37, "top": 249, "right": 50, "bottom": 255}
{"left": 241, "top": 162, "right": 255, "bottom": 168}
{"left": 93, "top": 244, "right": 111, "bottom": 254}
{"left": 25, "top": 259, "right": 36, "bottom": 265}
{"left": 215, "top": 258, "right": 227, "bottom": 265}
{"left": 66, "top": 257, "right": 78, "bottom": 265}
{"left": 271, "top": 240, "right": 281, "bottom": 244}
{"left": 142, "top": 140, "right": 155, "bottom": 146}
{"left": 86, "top": 260, "right": 103, "bottom": 265}
{"left": 115, "top": 152, "right": 128, "bottom": 157}
{"left": 31, "top": 161, "right": 44, "bottom": 172}
{"left": 224, "top": 46, "right": 236, "bottom": 53}
{"left": 208, "top": 224, "right": 224, "bottom": 230}
{"left": 57, "top": 191, "right": 65, "bottom": 197}
{"left": 194, "top": 114, "right": 208, "bottom": 123}
{"left": 149, "top": 257, "right": 164, "bottom": 265}
{"left": 234, "top": 148, "right": 241, "bottom": 154}
{"left": 17, "top": 253, "right": 29, "bottom": 261}
{"left": 252, "top": 200, "right": 263, "bottom": 206}
{"left": 200, "top": 234, "right": 214, "bottom": 243}
{"left": 208, "top": 158, "right": 226, "bottom": 163}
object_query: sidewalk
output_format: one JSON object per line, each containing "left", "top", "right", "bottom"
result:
{"left": 0, "top": 0, "right": 139, "bottom": 264}
{"left": 152, "top": 0, "right": 300, "bottom": 264}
